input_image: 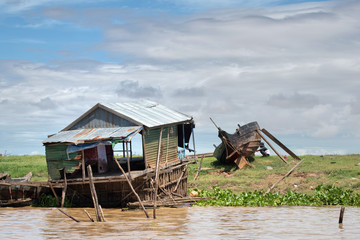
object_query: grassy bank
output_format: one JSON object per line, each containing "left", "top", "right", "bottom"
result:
{"left": 0, "top": 155, "right": 48, "bottom": 182}
{"left": 188, "top": 154, "right": 360, "bottom": 195}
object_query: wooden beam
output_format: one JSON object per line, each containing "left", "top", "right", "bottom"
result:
{"left": 58, "top": 208, "right": 80, "bottom": 223}
{"left": 153, "top": 127, "right": 163, "bottom": 219}
{"left": 256, "top": 130, "right": 288, "bottom": 164}
{"left": 261, "top": 128, "right": 300, "bottom": 160}
{"left": 264, "top": 158, "right": 304, "bottom": 194}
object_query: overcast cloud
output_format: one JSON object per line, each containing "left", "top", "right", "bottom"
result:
{"left": 0, "top": 0, "right": 359, "bottom": 155}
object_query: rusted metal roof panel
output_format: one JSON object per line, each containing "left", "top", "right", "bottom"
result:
{"left": 101, "top": 100, "right": 193, "bottom": 128}
{"left": 43, "top": 126, "right": 142, "bottom": 145}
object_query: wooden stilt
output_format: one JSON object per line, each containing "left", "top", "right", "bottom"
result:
{"left": 153, "top": 127, "right": 163, "bottom": 219}
{"left": 256, "top": 129, "right": 288, "bottom": 164}
{"left": 126, "top": 142, "right": 132, "bottom": 180}
{"left": 61, "top": 171, "right": 67, "bottom": 208}
{"left": 339, "top": 206, "right": 345, "bottom": 224}
{"left": 87, "top": 165, "right": 102, "bottom": 222}
{"left": 113, "top": 157, "right": 150, "bottom": 218}
{"left": 82, "top": 150, "right": 86, "bottom": 183}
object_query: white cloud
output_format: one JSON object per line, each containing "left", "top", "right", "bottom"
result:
{"left": 1, "top": 0, "right": 360, "bottom": 154}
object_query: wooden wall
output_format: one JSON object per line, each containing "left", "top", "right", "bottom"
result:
{"left": 45, "top": 144, "right": 81, "bottom": 180}
{"left": 144, "top": 126, "right": 179, "bottom": 168}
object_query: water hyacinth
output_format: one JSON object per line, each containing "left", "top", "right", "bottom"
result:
{"left": 193, "top": 185, "right": 360, "bottom": 207}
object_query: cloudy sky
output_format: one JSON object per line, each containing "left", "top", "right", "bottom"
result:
{"left": 1, "top": 0, "right": 359, "bottom": 156}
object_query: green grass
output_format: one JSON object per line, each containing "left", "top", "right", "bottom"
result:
{"left": 0, "top": 155, "right": 48, "bottom": 182}
{"left": 188, "top": 154, "right": 360, "bottom": 195}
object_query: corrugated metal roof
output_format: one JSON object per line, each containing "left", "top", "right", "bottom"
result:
{"left": 43, "top": 126, "right": 142, "bottom": 145}
{"left": 100, "top": 100, "right": 193, "bottom": 128}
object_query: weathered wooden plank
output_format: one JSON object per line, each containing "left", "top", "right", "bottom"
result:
{"left": 261, "top": 128, "right": 300, "bottom": 160}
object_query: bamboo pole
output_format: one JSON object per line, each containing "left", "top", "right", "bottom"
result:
{"left": 61, "top": 171, "right": 67, "bottom": 208}
{"left": 87, "top": 165, "right": 102, "bottom": 222}
{"left": 153, "top": 127, "right": 163, "bottom": 219}
{"left": 264, "top": 158, "right": 304, "bottom": 195}
{"left": 256, "top": 129, "right": 288, "bottom": 164}
{"left": 113, "top": 157, "right": 150, "bottom": 218}
{"left": 58, "top": 208, "right": 80, "bottom": 223}
{"left": 84, "top": 209, "right": 94, "bottom": 222}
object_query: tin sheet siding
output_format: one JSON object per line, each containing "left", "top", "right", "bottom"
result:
{"left": 45, "top": 144, "right": 81, "bottom": 180}
{"left": 69, "top": 107, "right": 136, "bottom": 130}
{"left": 144, "top": 126, "right": 178, "bottom": 168}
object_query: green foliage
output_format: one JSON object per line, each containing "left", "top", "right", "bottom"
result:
{"left": 33, "top": 194, "right": 73, "bottom": 207}
{"left": 193, "top": 184, "right": 360, "bottom": 207}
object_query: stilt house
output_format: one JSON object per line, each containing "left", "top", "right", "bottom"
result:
{"left": 43, "top": 100, "right": 196, "bottom": 207}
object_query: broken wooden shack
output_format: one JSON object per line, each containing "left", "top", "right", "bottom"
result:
{"left": 42, "top": 100, "right": 196, "bottom": 208}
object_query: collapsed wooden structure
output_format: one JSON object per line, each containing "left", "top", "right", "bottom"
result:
{"left": 212, "top": 118, "right": 300, "bottom": 168}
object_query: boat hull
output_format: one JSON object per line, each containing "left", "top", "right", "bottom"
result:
{"left": 214, "top": 121, "right": 261, "bottom": 164}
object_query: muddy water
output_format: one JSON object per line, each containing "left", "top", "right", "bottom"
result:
{"left": 1, "top": 206, "right": 360, "bottom": 239}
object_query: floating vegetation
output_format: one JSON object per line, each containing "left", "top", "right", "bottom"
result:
{"left": 193, "top": 185, "right": 360, "bottom": 207}
{"left": 33, "top": 194, "right": 73, "bottom": 208}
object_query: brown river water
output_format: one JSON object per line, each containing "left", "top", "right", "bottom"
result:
{"left": 1, "top": 206, "right": 359, "bottom": 239}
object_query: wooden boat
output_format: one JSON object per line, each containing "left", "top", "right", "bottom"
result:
{"left": 213, "top": 121, "right": 261, "bottom": 168}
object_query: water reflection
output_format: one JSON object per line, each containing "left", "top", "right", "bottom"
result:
{"left": 1, "top": 206, "right": 359, "bottom": 239}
